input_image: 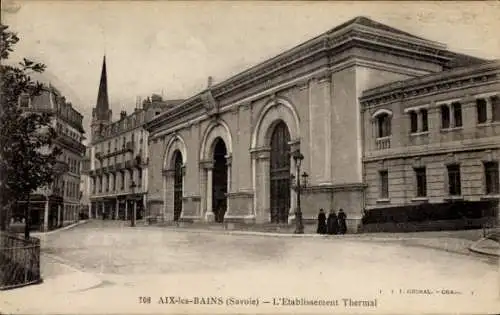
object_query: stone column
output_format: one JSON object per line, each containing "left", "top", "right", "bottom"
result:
{"left": 57, "top": 204, "right": 62, "bottom": 227}
{"left": 163, "top": 169, "right": 175, "bottom": 221}
{"left": 253, "top": 148, "right": 270, "bottom": 223}
{"left": 101, "top": 202, "right": 105, "bottom": 219}
{"left": 43, "top": 199, "right": 49, "bottom": 232}
{"left": 199, "top": 164, "right": 207, "bottom": 218}
{"left": 125, "top": 200, "right": 129, "bottom": 221}
{"left": 88, "top": 203, "right": 91, "bottom": 219}
{"left": 162, "top": 174, "right": 167, "bottom": 221}
{"left": 205, "top": 164, "right": 215, "bottom": 222}
{"left": 133, "top": 200, "right": 137, "bottom": 225}
{"left": 462, "top": 95, "right": 477, "bottom": 137}
{"left": 115, "top": 199, "right": 119, "bottom": 220}
{"left": 225, "top": 155, "right": 232, "bottom": 193}
{"left": 428, "top": 104, "right": 440, "bottom": 143}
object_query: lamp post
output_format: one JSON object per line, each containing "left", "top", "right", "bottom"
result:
{"left": 130, "top": 181, "right": 136, "bottom": 227}
{"left": 291, "top": 149, "right": 308, "bottom": 234}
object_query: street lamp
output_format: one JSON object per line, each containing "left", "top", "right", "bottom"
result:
{"left": 291, "top": 149, "right": 308, "bottom": 234}
{"left": 130, "top": 181, "right": 137, "bottom": 227}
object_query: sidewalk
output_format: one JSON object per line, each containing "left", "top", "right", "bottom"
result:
{"left": 469, "top": 237, "right": 500, "bottom": 257}
{"left": 31, "top": 220, "right": 88, "bottom": 237}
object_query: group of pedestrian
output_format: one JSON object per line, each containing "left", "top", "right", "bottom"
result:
{"left": 316, "top": 208, "right": 347, "bottom": 235}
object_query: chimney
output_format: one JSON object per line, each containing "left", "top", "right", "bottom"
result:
{"left": 207, "top": 76, "right": 213, "bottom": 88}
{"left": 120, "top": 110, "right": 127, "bottom": 119}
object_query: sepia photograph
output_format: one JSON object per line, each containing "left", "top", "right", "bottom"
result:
{"left": 1, "top": 1, "right": 499, "bottom": 314}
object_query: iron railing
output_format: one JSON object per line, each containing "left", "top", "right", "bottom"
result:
{"left": 0, "top": 232, "right": 42, "bottom": 290}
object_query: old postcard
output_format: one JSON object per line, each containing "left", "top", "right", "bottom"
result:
{"left": 1, "top": 0, "right": 499, "bottom": 314}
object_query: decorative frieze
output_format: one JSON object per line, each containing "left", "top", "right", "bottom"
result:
{"left": 361, "top": 65, "right": 499, "bottom": 108}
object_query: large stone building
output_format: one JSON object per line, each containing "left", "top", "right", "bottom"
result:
{"left": 361, "top": 60, "right": 499, "bottom": 230}
{"left": 87, "top": 56, "right": 183, "bottom": 220}
{"left": 15, "top": 85, "right": 86, "bottom": 231}
{"left": 145, "top": 17, "right": 499, "bottom": 232}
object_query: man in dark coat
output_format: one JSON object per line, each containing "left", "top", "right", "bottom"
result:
{"left": 338, "top": 208, "right": 347, "bottom": 234}
{"left": 327, "top": 209, "right": 338, "bottom": 235}
{"left": 316, "top": 209, "right": 327, "bottom": 234}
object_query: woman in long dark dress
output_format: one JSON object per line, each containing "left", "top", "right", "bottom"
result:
{"left": 316, "top": 209, "right": 327, "bottom": 234}
{"left": 327, "top": 209, "right": 338, "bottom": 235}
{"left": 337, "top": 208, "right": 347, "bottom": 234}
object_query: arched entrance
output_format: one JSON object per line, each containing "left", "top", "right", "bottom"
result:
{"left": 173, "top": 150, "right": 183, "bottom": 221}
{"left": 212, "top": 137, "right": 228, "bottom": 223}
{"left": 270, "top": 120, "right": 291, "bottom": 223}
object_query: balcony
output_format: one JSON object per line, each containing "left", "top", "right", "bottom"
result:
{"left": 375, "top": 137, "right": 391, "bottom": 150}
{"left": 125, "top": 159, "right": 134, "bottom": 169}
{"left": 135, "top": 155, "right": 149, "bottom": 167}
{"left": 116, "top": 162, "right": 124, "bottom": 170}
{"left": 108, "top": 164, "right": 116, "bottom": 172}
{"left": 95, "top": 152, "right": 103, "bottom": 160}
{"left": 125, "top": 141, "right": 134, "bottom": 152}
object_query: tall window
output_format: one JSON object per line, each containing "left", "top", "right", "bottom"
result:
{"left": 377, "top": 113, "right": 391, "bottom": 138}
{"left": 415, "top": 167, "right": 427, "bottom": 197}
{"left": 138, "top": 169, "right": 142, "bottom": 187}
{"left": 441, "top": 105, "right": 450, "bottom": 129}
{"left": 492, "top": 96, "right": 500, "bottom": 122}
{"left": 477, "top": 98, "right": 487, "bottom": 123}
{"left": 484, "top": 162, "right": 499, "bottom": 195}
{"left": 410, "top": 111, "right": 418, "bottom": 133}
{"left": 452, "top": 102, "right": 462, "bottom": 127}
{"left": 421, "top": 109, "right": 428, "bottom": 132}
{"left": 379, "top": 170, "right": 389, "bottom": 199}
{"left": 447, "top": 164, "right": 461, "bottom": 196}
{"left": 120, "top": 172, "right": 125, "bottom": 190}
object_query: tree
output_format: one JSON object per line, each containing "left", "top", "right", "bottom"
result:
{"left": 0, "top": 24, "right": 62, "bottom": 235}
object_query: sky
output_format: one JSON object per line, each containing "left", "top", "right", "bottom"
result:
{"left": 3, "top": 1, "right": 500, "bottom": 140}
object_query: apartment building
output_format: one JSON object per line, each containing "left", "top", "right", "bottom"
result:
{"left": 15, "top": 85, "right": 86, "bottom": 231}
{"left": 86, "top": 56, "right": 182, "bottom": 221}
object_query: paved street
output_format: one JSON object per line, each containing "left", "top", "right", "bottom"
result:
{"left": 1, "top": 220, "right": 499, "bottom": 314}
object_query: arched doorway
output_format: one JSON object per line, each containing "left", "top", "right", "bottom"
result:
{"left": 212, "top": 137, "right": 228, "bottom": 223}
{"left": 173, "top": 150, "right": 183, "bottom": 221}
{"left": 270, "top": 120, "right": 291, "bottom": 223}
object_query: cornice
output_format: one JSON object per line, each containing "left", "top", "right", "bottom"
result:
{"left": 360, "top": 61, "right": 500, "bottom": 109}
{"left": 149, "top": 57, "right": 426, "bottom": 140}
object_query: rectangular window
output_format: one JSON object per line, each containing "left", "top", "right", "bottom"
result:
{"left": 441, "top": 105, "right": 450, "bottom": 129}
{"left": 421, "top": 109, "right": 428, "bottom": 132}
{"left": 485, "top": 162, "right": 499, "bottom": 194}
{"left": 121, "top": 172, "right": 124, "bottom": 190}
{"left": 379, "top": 170, "right": 389, "bottom": 199}
{"left": 138, "top": 169, "right": 142, "bottom": 187}
{"left": 410, "top": 112, "right": 418, "bottom": 133}
{"left": 492, "top": 96, "right": 500, "bottom": 122}
{"left": 477, "top": 98, "right": 487, "bottom": 123}
{"left": 415, "top": 167, "right": 427, "bottom": 197}
{"left": 452, "top": 102, "right": 462, "bottom": 127}
{"left": 447, "top": 164, "right": 461, "bottom": 196}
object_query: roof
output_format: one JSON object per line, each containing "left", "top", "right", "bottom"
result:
{"left": 326, "top": 16, "right": 429, "bottom": 42}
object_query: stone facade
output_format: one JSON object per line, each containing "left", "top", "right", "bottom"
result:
{"left": 145, "top": 17, "right": 491, "bottom": 232}
{"left": 361, "top": 61, "right": 500, "bottom": 219}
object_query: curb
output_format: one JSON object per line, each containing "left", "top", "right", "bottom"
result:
{"left": 468, "top": 238, "right": 500, "bottom": 257}
{"left": 140, "top": 225, "right": 454, "bottom": 242}
{"left": 32, "top": 220, "right": 88, "bottom": 236}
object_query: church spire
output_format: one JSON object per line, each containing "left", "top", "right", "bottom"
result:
{"left": 95, "top": 55, "right": 110, "bottom": 121}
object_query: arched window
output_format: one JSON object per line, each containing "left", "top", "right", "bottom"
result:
{"left": 376, "top": 113, "right": 392, "bottom": 138}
